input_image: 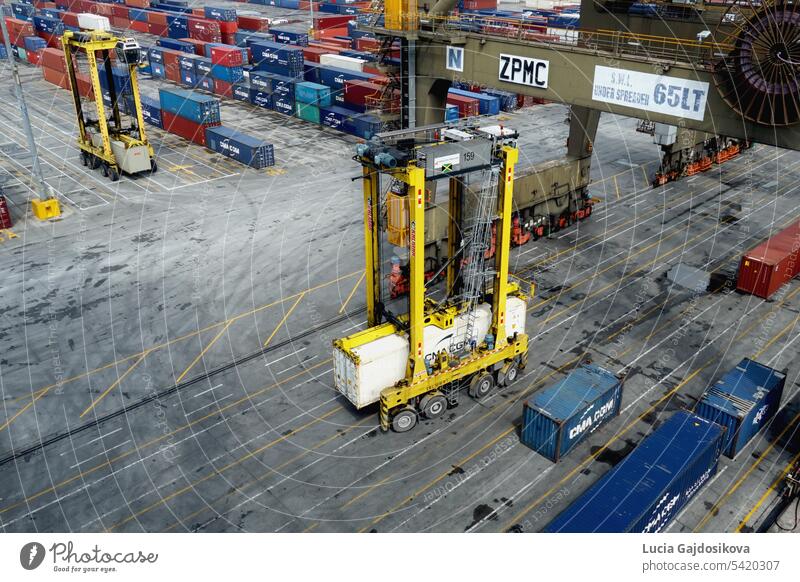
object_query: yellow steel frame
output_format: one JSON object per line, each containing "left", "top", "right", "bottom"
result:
{"left": 62, "top": 31, "right": 153, "bottom": 172}
{"left": 491, "top": 145, "right": 518, "bottom": 348}
{"left": 362, "top": 166, "right": 382, "bottom": 327}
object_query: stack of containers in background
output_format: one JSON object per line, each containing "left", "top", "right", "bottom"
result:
{"left": 447, "top": 92, "right": 480, "bottom": 118}
{"left": 205, "top": 126, "right": 275, "bottom": 169}
{"left": 209, "top": 44, "right": 244, "bottom": 97}
{"left": 22, "top": 35, "right": 46, "bottom": 65}
{"left": 159, "top": 87, "right": 221, "bottom": 146}
{"left": 448, "top": 88, "right": 500, "bottom": 115}
{"left": 295, "top": 80, "right": 329, "bottom": 123}
{"left": 203, "top": 6, "right": 239, "bottom": 45}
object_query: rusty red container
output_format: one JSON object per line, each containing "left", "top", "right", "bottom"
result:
{"left": 0, "top": 196, "right": 12, "bottom": 230}
{"left": 213, "top": 79, "right": 233, "bottom": 98}
{"left": 237, "top": 15, "right": 269, "bottom": 31}
{"left": 161, "top": 110, "right": 219, "bottom": 147}
{"left": 210, "top": 45, "right": 242, "bottom": 66}
{"left": 148, "top": 11, "right": 168, "bottom": 26}
{"left": 446, "top": 93, "right": 480, "bottom": 117}
{"left": 738, "top": 221, "right": 800, "bottom": 299}
{"left": 130, "top": 20, "right": 148, "bottom": 33}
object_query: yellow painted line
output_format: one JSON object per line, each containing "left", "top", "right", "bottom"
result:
{"left": 503, "top": 365, "right": 707, "bottom": 531}
{"left": 175, "top": 321, "right": 233, "bottom": 385}
{"left": 264, "top": 292, "right": 305, "bottom": 347}
{"left": 0, "top": 358, "right": 333, "bottom": 516}
{"left": 752, "top": 313, "right": 800, "bottom": 359}
{"left": 1, "top": 270, "right": 359, "bottom": 431}
{"left": 339, "top": 271, "right": 365, "bottom": 314}
{"left": 79, "top": 352, "right": 150, "bottom": 419}
{"left": 613, "top": 174, "right": 620, "bottom": 200}
{"left": 695, "top": 410, "right": 800, "bottom": 532}
{"left": 162, "top": 416, "right": 373, "bottom": 532}
{"left": 303, "top": 523, "right": 319, "bottom": 533}
{"left": 736, "top": 446, "right": 800, "bottom": 532}
{"left": 108, "top": 407, "right": 341, "bottom": 532}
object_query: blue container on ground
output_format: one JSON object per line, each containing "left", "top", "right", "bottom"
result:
{"left": 445, "top": 104, "right": 459, "bottom": 122}
{"left": 448, "top": 88, "right": 500, "bottom": 116}
{"left": 544, "top": 411, "right": 726, "bottom": 533}
{"left": 269, "top": 27, "right": 309, "bottom": 47}
{"left": 139, "top": 96, "right": 163, "bottom": 128}
{"left": 319, "top": 105, "right": 353, "bottom": 130}
{"left": 343, "top": 113, "right": 380, "bottom": 139}
{"left": 232, "top": 82, "right": 251, "bottom": 102}
{"left": 166, "top": 15, "right": 189, "bottom": 39}
{"left": 271, "top": 93, "right": 295, "bottom": 115}
{"left": 150, "top": 61, "right": 166, "bottom": 79}
{"left": 481, "top": 87, "right": 518, "bottom": 112}
{"left": 249, "top": 87, "right": 273, "bottom": 109}
{"left": 180, "top": 69, "right": 198, "bottom": 87}
{"left": 295, "top": 81, "right": 331, "bottom": 106}
{"left": 210, "top": 64, "right": 244, "bottom": 84}
{"left": 158, "top": 87, "right": 221, "bottom": 124}
{"left": 204, "top": 6, "right": 237, "bottom": 21}
{"left": 521, "top": 364, "right": 623, "bottom": 462}
{"left": 198, "top": 76, "right": 214, "bottom": 92}
{"left": 694, "top": 358, "right": 785, "bottom": 459}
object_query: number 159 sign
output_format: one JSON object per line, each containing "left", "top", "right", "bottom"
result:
{"left": 592, "top": 65, "right": 709, "bottom": 121}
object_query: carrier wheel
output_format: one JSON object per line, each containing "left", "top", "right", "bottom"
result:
{"left": 101, "top": 162, "right": 109, "bottom": 177}
{"left": 420, "top": 392, "right": 447, "bottom": 419}
{"left": 89, "top": 155, "right": 100, "bottom": 169}
{"left": 108, "top": 166, "right": 119, "bottom": 182}
{"left": 468, "top": 372, "right": 494, "bottom": 400}
{"left": 497, "top": 362, "right": 519, "bottom": 387}
{"left": 80, "top": 152, "right": 88, "bottom": 166}
{"left": 391, "top": 407, "right": 418, "bottom": 433}
{"left": 518, "top": 352, "right": 529, "bottom": 371}
{"left": 150, "top": 159, "right": 158, "bottom": 173}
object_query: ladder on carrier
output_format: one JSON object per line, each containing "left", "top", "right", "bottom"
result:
{"left": 451, "top": 167, "right": 500, "bottom": 356}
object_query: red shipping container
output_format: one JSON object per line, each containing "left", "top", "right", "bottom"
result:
{"left": 161, "top": 111, "right": 219, "bottom": 147}
{"left": 111, "top": 16, "right": 129, "bottom": 28}
{"left": 213, "top": 79, "right": 233, "bottom": 98}
{"left": 148, "top": 11, "right": 167, "bottom": 25}
{"left": 177, "top": 38, "right": 209, "bottom": 56}
{"left": 0, "top": 196, "right": 13, "bottom": 230}
{"left": 302, "top": 46, "right": 335, "bottom": 63}
{"left": 130, "top": 20, "right": 148, "bottom": 33}
{"left": 299, "top": 0, "right": 310, "bottom": 8}
{"left": 221, "top": 33, "right": 237, "bottom": 46}
{"left": 27, "top": 50, "right": 42, "bottom": 66}
{"left": 447, "top": 93, "right": 479, "bottom": 117}
{"left": 344, "top": 79, "right": 383, "bottom": 107}
{"left": 125, "top": 0, "right": 150, "bottom": 7}
{"left": 188, "top": 17, "right": 221, "bottom": 43}
{"left": 75, "top": 72, "right": 94, "bottom": 100}
{"left": 313, "top": 14, "right": 355, "bottom": 29}
{"left": 191, "top": 8, "right": 205, "bottom": 17}
{"left": 62, "top": 12, "right": 80, "bottom": 27}
{"left": 318, "top": 29, "right": 350, "bottom": 43}
{"left": 210, "top": 45, "right": 242, "bottom": 66}
{"left": 218, "top": 21, "right": 237, "bottom": 34}
{"left": 355, "top": 37, "right": 380, "bottom": 51}
{"left": 42, "top": 65, "right": 69, "bottom": 89}
{"left": 95, "top": 3, "right": 113, "bottom": 17}
{"left": 40, "top": 48, "right": 66, "bottom": 72}
{"left": 737, "top": 221, "right": 800, "bottom": 299}
{"left": 148, "top": 22, "right": 167, "bottom": 36}
{"left": 237, "top": 15, "right": 269, "bottom": 32}
{"left": 111, "top": 5, "right": 129, "bottom": 18}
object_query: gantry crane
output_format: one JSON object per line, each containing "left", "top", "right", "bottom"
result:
{"left": 62, "top": 31, "right": 156, "bottom": 181}
{"left": 333, "top": 124, "right": 530, "bottom": 432}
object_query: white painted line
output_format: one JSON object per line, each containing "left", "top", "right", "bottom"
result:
{"left": 192, "top": 383, "right": 223, "bottom": 399}
{"left": 69, "top": 440, "right": 131, "bottom": 469}
{"left": 264, "top": 347, "right": 306, "bottom": 368}
{"left": 276, "top": 355, "right": 318, "bottom": 375}
{"left": 186, "top": 393, "right": 233, "bottom": 416}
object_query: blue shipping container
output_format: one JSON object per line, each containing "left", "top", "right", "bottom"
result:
{"left": 249, "top": 87, "right": 273, "bottom": 109}
{"left": 33, "top": 15, "right": 63, "bottom": 34}
{"left": 139, "top": 95, "right": 163, "bottom": 128}
{"left": 295, "top": 81, "right": 331, "bottom": 106}
{"left": 269, "top": 27, "right": 309, "bottom": 47}
{"left": 343, "top": 113, "right": 380, "bottom": 140}
{"left": 206, "top": 125, "right": 275, "bottom": 169}
{"left": 130, "top": 8, "right": 149, "bottom": 22}
{"left": 158, "top": 88, "right": 221, "bottom": 124}
{"left": 271, "top": 94, "right": 295, "bottom": 115}
{"left": 181, "top": 69, "right": 198, "bottom": 88}
{"left": 12, "top": 3, "right": 35, "bottom": 20}
{"left": 232, "top": 82, "right": 251, "bottom": 102}
{"left": 178, "top": 54, "right": 196, "bottom": 72}
{"left": 318, "top": 65, "right": 374, "bottom": 106}
{"left": 448, "top": 88, "right": 500, "bottom": 116}
{"left": 159, "top": 38, "right": 195, "bottom": 54}
{"left": 198, "top": 76, "right": 214, "bottom": 92}
{"left": 210, "top": 65, "right": 244, "bottom": 84}
{"left": 23, "top": 36, "right": 47, "bottom": 52}
{"left": 445, "top": 104, "right": 459, "bottom": 122}
{"left": 150, "top": 61, "right": 166, "bottom": 79}
{"left": 544, "top": 411, "right": 725, "bottom": 533}
{"left": 204, "top": 6, "right": 237, "bottom": 21}
{"left": 521, "top": 364, "right": 623, "bottom": 462}
{"left": 250, "top": 41, "right": 304, "bottom": 77}
{"left": 319, "top": 105, "right": 353, "bottom": 130}
{"left": 694, "top": 358, "right": 785, "bottom": 459}
{"left": 148, "top": 47, "right": 164, "bottom": 64}
{"left": 235, "top": 31, "right": 275, "bottom": 48}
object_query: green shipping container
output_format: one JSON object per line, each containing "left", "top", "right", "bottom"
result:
{"left": 296, "top": 102, "right": 320, "bottom": 124}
